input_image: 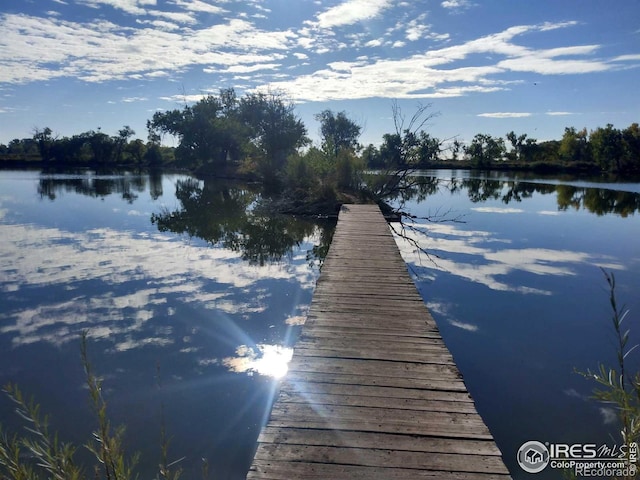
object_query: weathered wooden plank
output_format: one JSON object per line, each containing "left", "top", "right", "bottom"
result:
{"left": 268, "top": 403, "right": 491, "bottom": 432}
{"left": 253, "top": 444, "right": 508, "bottom": 473}
{"left": 290, "top": 347, "right": 456, "bottom": 365}
{"left": 301, "top": 325, "right": 440, "bottom": 338}
{"left": 247, "top": 460, "right": 510, "bottom": 480}
{"left": 257, "top": 427, "right": 503, "bottom": 456}
{"left": 247, "top": 204, "right": 509, "bottom": 479}
{"left": 304, "top": 313, "right": 437, "bottom": 326}
{"left": 263, "top": 417, "right": 493, "bottom": 439}
{"left": 287, "top": 356, "right": 459, "bottom": 378}
{"left": 277, "top": 381, "right": 475, "bottom": 403}
{"left": 300, "top": 330, "right": 445, "bottom": 343}
{"left": 284, "top": 371, "right": 468, "bottom": 391}
{"left": 276, "top": 390, "right": 480, "bottom": 414}
{"left": 296, "top": 335, "right": 450, "bottom": 348}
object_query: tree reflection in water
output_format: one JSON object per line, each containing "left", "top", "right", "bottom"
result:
{"left": 387, "top": 175, "right": 640, "bottom": 217}
{"left": 151, "top": 177, "right": 335, "bottom": 267}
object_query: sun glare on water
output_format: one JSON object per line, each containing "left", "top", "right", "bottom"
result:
{"left": 222, "top": 344, "right": 294, "bottom": 379}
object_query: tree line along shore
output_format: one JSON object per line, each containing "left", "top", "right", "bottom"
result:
{"left": 1, "top": 88, "right": 638, "bottom": 191}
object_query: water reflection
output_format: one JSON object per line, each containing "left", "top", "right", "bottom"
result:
{"left": 220, "top": 344, "right": 294, "bottom": 379}
{"left": 1, "top": 169, "right": 334, "bottom": 478}
{"left": 391, "top": 176, "right": 640, "bottom": 216}
{"left": 151, "top": 177, "right": 334, "bottom": 266}
{"left": 37, "top": 169, "right": 165, "bottom": 202}
{"left": 556, "top": 184, "right": 640, "bottom": 216}
{"left": 393, "top": 221, "right": 626, "bottom": 296}
{"left": 390, "top": 174, "right": 640, "bottom": 479}
{"left": 0, "top": 172, "right": 332, "bottom": 353}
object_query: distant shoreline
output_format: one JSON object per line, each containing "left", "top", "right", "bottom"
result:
{"left": 2, "top": 156, "right": 639, "bottom": 181}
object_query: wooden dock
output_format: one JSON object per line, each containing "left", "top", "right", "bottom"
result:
{"left": 247, "top": 204, "right": 510, "bottom": 479}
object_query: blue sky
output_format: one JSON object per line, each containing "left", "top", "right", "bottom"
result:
{"left": 1, "top": 0, "right": 639, "bottom": 148}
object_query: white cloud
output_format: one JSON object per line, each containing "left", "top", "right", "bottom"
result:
{"left": 441, "top": 0, "right": 474, "bottom": 11}
{"left": 365, "top": 38, "right": 383, "bottom": 48}
{"left": 258, "top": 21, "right": 621, "bottom": 102}
{"left": 477, "top": 112, "right": 532, "bottom": 119}
{"left": 148, "top": 9, "right": 197, "bottom": 24}
{"left": 0, "top": 13, "right": 295, "bottom": 84}
{"left": 405, "top": 15, "right": 430, "bottom": 41}
{"left": 169, "top": 0, "right": 226, "bottom": 15}
{"left": 122, "top": 96, "right": 148, "bottom": 103}
{"left": 136, "top": 19, "right": 181, "bottom": 31}
{"left": 498, "top": 56, "right": 610, "bottom": 75}
{"left": 613, "top": 54, "right": 640, "bottom": 62}
{"left": 1, "top": 3, "right": 637, "bottom": 115}
{"left": 546, "top": 111, "right": 574, "bottom": 116}
{"left": 222, "top": 63, "right": 281, "bottom": 73}
{"left": 315, "top": 0, "right": 393, "bottom": 28}
{"left": 78, "top": 0, "right": 157, "bottom": 15}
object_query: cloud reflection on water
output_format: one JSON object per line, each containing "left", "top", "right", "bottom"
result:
{"left": 393, "top": 222, "right": 625, "bottom": 295}
{"left": 0, "top": 221, "right": 317, "bottom": 350}
{"left": 427, "top": 301, "right": 479, "bottom": 332}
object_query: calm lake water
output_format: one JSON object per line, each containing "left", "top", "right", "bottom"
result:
{"left": 0, "top": 169, "right": 332, "bottom": 479}
{"left": 390, "top": 170, "right": 640, "bottom": 479}
{"left": 1, "top": 169, "right": 639, "bottom": 479}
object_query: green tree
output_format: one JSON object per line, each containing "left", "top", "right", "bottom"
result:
{"left": 589, "top": 124, "right": 624, "bottom": 172}
{"left": 559, "top": 127, "right": 590, "bottom": 163}
{"left": 415, "top": 131, "right": 441, "bottom": 166}
{"left": 505, "top": 131, "right": 536, "bottom": 163}
{"left": 314, "top": 110, "right": 361, "bottom": 158}
{"left": 85, "top": 129, "right": 116, "bottom": 164}
{"left": 450, "top": 139, "right": 462, "bottom": 161}
{"left": 114, "top": 126, "right": 135, "bottom": 164}
{"left": 622, "top": 123, "right": 640, "bottom": 172}
{"left": 239, "top": 91, "right": 308, "bottom": 184}
{"left": 148, "top": 92, "right": 240, "bottom": 169}
{"left": 378, "top": 133, "right": 403, "bottom": 167}
{"left": 361, "top": 143, "right": 382, "bottom": 168}
{"left": 125, "top": 139, "right": 146, "bottom": 164}
{"left": 33, "top": 127, "right": 54, "bottom": 162}
{"left": 464, "top": 134, "right": 505, "bottom": 167}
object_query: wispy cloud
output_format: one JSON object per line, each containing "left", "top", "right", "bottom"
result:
{"left": 122, "top": 96, "right": 148, "bottom": 103}
{"left": 611, "top": 54, "right": 640, "bottom": 62}
{"left": 0, "top": 2, "right": 638, "bottom": 114}
{"left": 259, "top": 21, "right": 628, "bottom": 102}
{"left": 314, "top": 0, "right": 393, "bottom": 28}
{"left": 0, "top": 13, "right": 294, "bottom": 84}
{"left": 169, "top": 0, "right": 226, "bottom": 15}
{"left": 78, "top": 0, "right": 158, "bottom": 15}
{"left": 477, "top": 112, "right": 532, "bottom": 118}
{"left": 441, "top": 0, "right": 475, "bottom": 12}
{"left": 546, "top": 111, "right": 575, "bottom": 116}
